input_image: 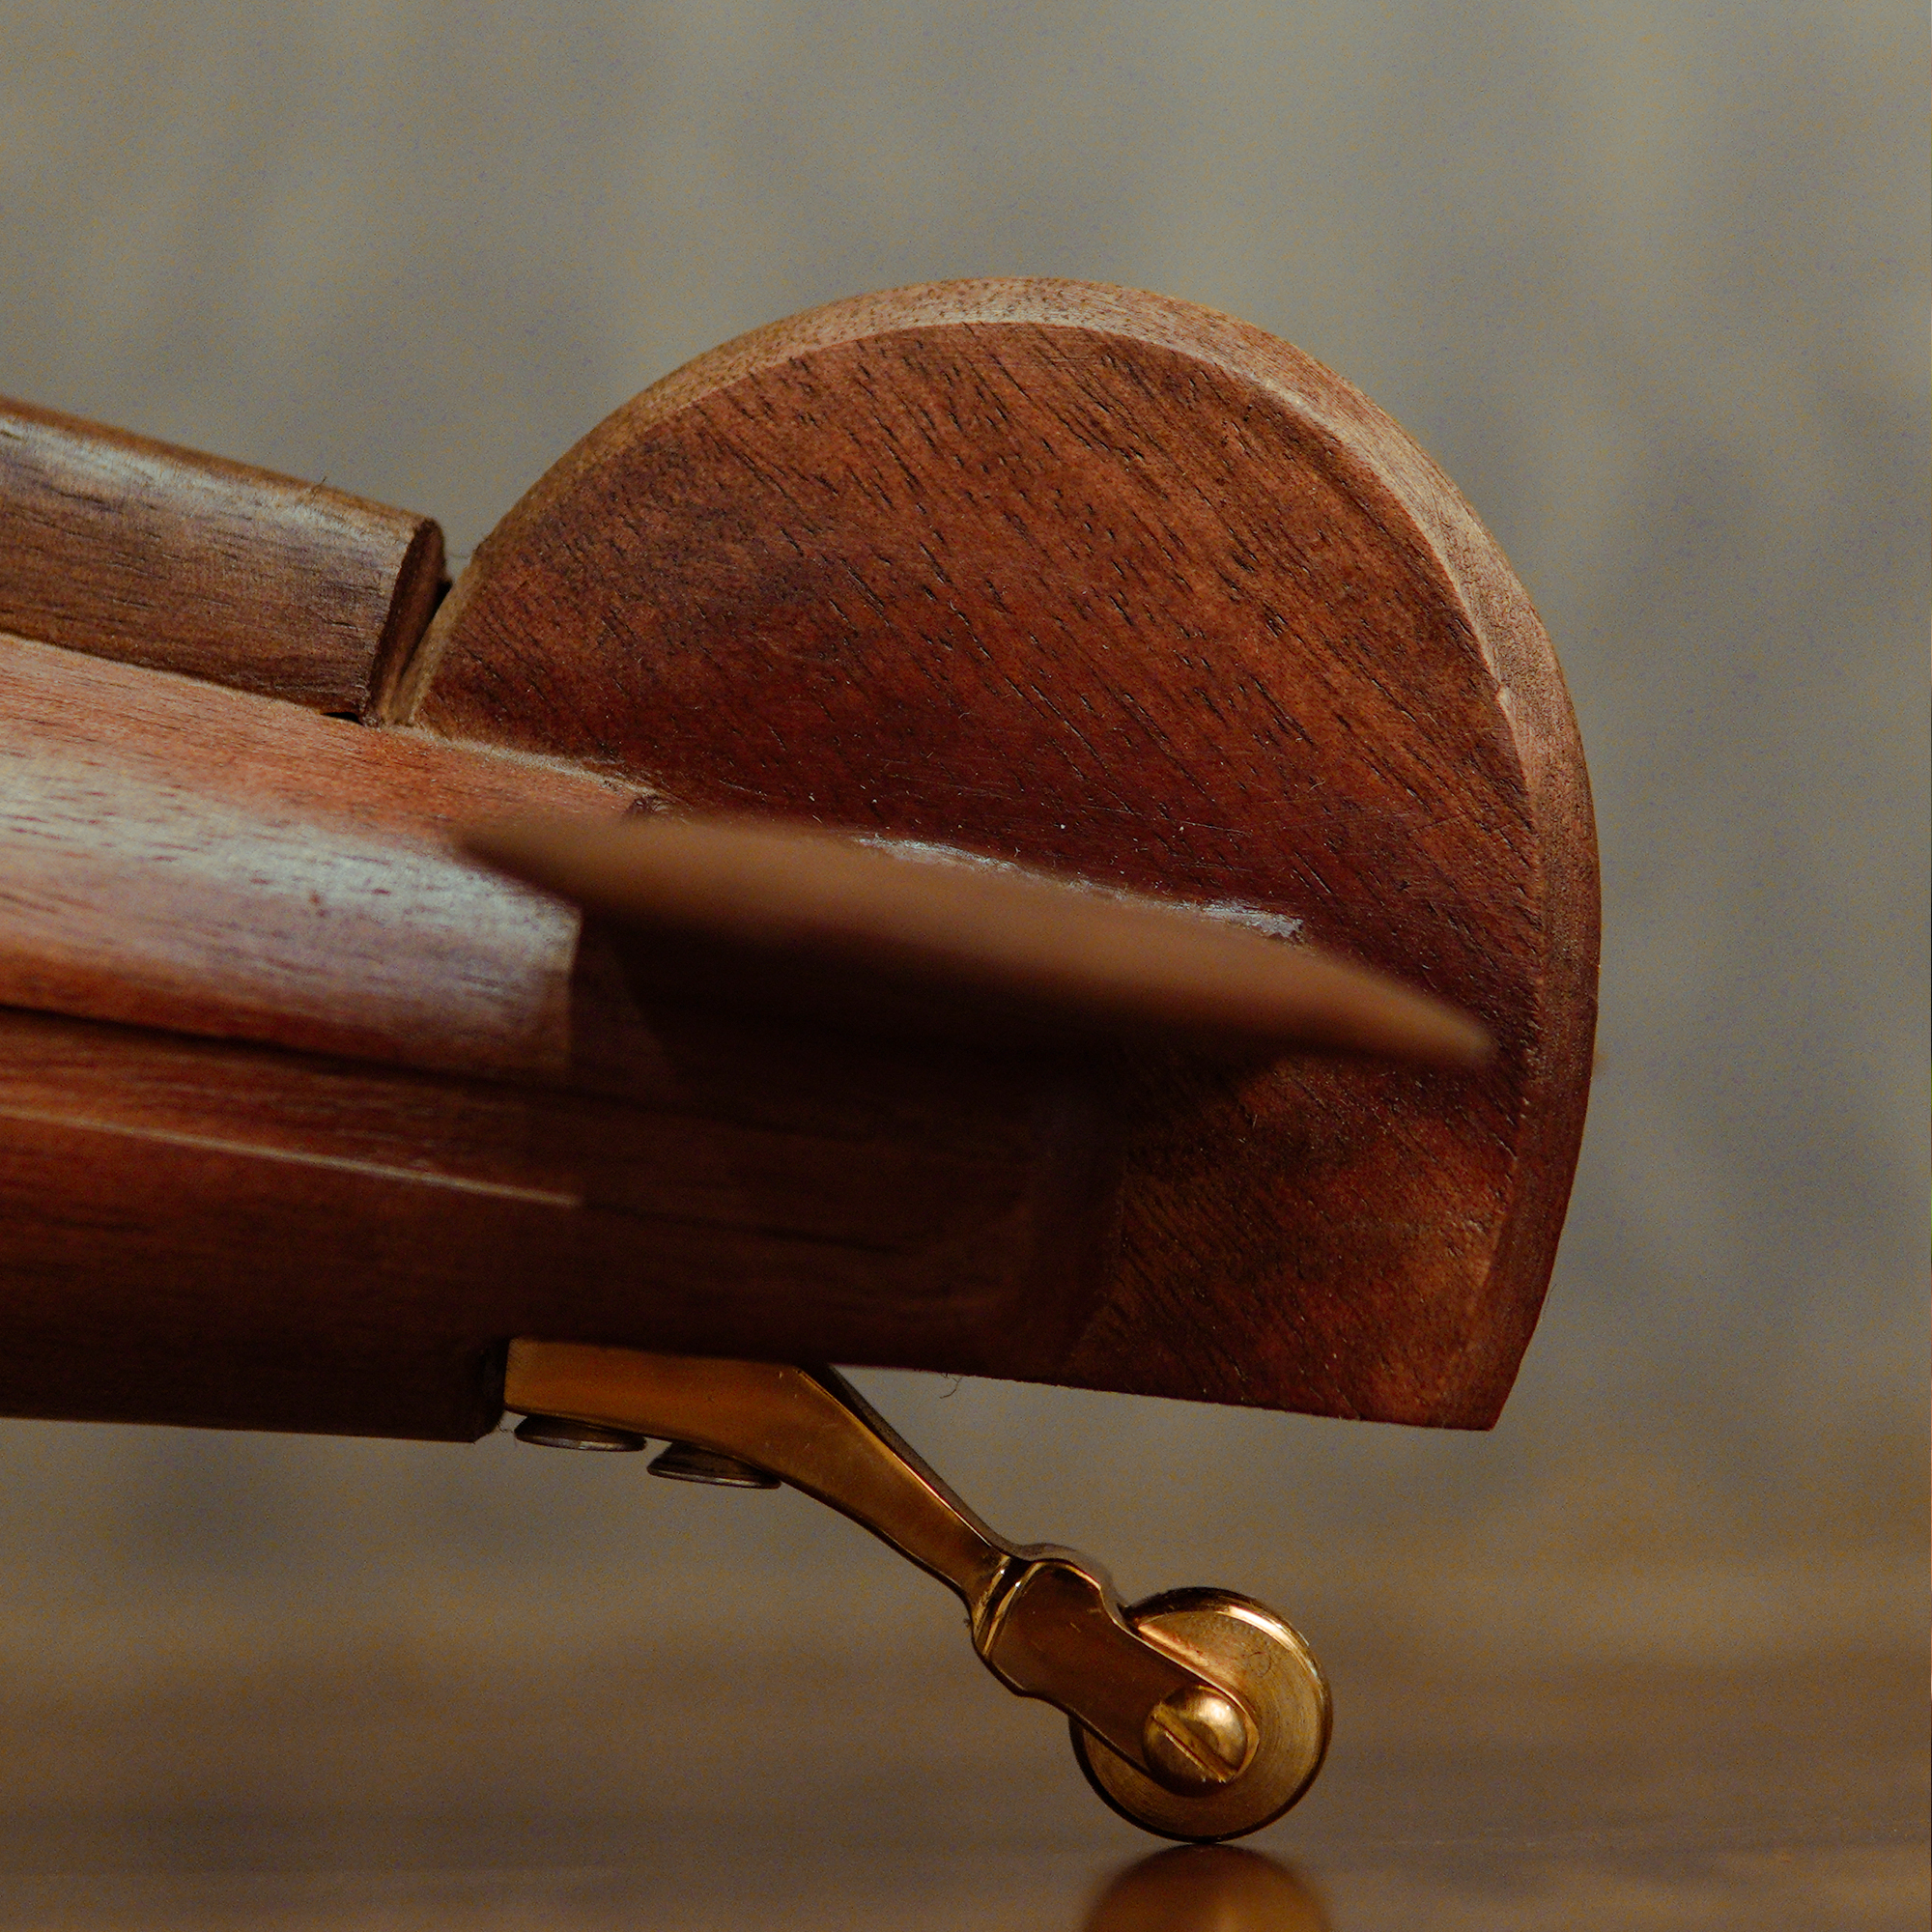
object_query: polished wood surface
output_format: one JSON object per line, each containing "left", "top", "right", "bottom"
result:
{"left": 0, "top": 631, "right": 626, "bottom": 1078}
{"left": 0, "top": 1613, "right": 1916, "bottom": 1930}
{"left": 0, "top": 620, "right": 1470, "bottom": 1442}
{"left": 0, "top": 280, "right": 1598, "bottom": 1436}
{"left": 0, "top": 394, "right": 444, "bottom": 714}
{"left": 399, "top": 279, "right": 1598, "bottom": 1425}
{"left": 0, "top": 998, "right": 1113, "bottom": 1437}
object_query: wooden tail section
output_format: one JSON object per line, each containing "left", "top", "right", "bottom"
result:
{"left": 0, "top": 282, "right": 1597, "bottom": 1438}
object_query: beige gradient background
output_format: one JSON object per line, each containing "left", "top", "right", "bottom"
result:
{"left": 0, "top": 3, "right": 1925, "bottom": 1924}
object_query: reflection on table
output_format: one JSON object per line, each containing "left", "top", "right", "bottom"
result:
{"left": 1083, "top": 1847, "right": 1329, "bottom": 1931}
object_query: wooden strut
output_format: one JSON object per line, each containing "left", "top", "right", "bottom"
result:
{"left": 0, "top": 278, "right": 1598, "bottom": 1445}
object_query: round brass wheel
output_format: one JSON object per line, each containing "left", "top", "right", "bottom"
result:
{"left": 1071, "top": 1588, "right": 1331, "bottom": 1842}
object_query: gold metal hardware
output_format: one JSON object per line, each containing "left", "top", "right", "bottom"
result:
{"left": 512, "top": 1414, "right": 647, "bottom": 1451}
{"left": 1070, "top": 1589, "right": 1330, "bottom": 1842}
{"left": 503, "top": 1338, "right": 1331, "bottom": 1839}
{"left": 646, "top": 1440, "right": 781, "bottom": 1488}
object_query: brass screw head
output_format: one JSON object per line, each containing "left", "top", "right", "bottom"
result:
{"left": 1141, "top": 1684, "right": 1255, "bottom": 1793}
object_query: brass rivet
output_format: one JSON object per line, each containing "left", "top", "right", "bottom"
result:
{"left": 647, "top": 1441, "right": 781, "bottom": 1488}
{"left": 513, "top": 1414, "right": 648, "bottom": 1451}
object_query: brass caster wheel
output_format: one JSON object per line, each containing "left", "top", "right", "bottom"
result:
{"left": 1070, "top": 1588, "right": 1331, "bottom": 1842}
{"left": 508, "top": 1343, "right": 1334, "bottom": 1841}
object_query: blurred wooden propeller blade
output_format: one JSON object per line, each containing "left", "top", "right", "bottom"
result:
{"left": 463, "top": 813, "right": 1491, "bottom": 1068}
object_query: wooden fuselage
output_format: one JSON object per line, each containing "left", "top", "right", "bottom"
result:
{"left": 0, "top": 281, "right": 1598, "bottom": 1442}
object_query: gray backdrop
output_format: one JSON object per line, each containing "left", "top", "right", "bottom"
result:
{"left": 0, "top": 0, "right": 1924, "bottom": 1864}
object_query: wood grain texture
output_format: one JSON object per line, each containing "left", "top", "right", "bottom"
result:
{"left": 0, "top": 636, "right": 1118, "bottom": 1435}
{"left": 0, "top": 395, "right": 444, "bottom": 713}
{"left": 397, "top": 278, "right": 1599, "bottom": 1428}
{"left": 0, "top": 631, "right": 630, "bottom": 1079}
{"left": 0, "top": 999, "right": 1115, "bottom": 1440}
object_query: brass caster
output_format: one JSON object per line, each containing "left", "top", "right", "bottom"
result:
{"left": 1070, "top": 1588, "right": 1329, "bottom": 1842}
{"left": 503, "top": 1338, "right": 1331, "bottom": 1841}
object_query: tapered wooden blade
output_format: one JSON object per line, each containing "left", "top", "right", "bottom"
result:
{"left": 464, "top": 813, "right": 1490, "bottom": 1068}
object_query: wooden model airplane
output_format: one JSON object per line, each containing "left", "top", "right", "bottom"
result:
{"left": 0, "top": 280, "right": 1597, "bottom": 1841}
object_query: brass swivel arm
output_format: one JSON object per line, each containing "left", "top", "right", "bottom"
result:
{"left": 507, "top": 1339, "right": 1330, "bottom": 1841}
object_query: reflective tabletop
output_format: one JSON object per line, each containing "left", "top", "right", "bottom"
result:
{"left": 1, "top": 1642, "right": 1918, "bottom": 1929}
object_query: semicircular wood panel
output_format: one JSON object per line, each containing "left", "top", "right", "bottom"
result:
{"left": 392, "top": 278, "right": 1598, "bottom": 1429}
